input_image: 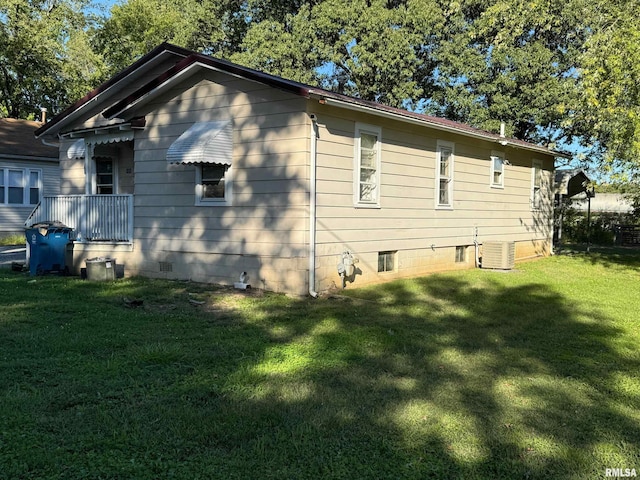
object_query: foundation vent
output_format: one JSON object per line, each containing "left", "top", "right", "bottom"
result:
{"left": 482, "top": 242, "right": 515, "bottom": 270}
{"left": 159, "top": 261, "right": 173, "bottom": 272}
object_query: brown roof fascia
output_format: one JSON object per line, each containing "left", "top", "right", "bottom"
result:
{"left": 35, "top": 43, "right": 193, "bottom": 138}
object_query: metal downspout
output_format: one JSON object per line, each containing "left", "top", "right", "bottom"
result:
{"left": 309, "top": 114, "right": 319, "bottom": 297}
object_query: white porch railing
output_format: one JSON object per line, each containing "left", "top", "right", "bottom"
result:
{"left": 25, "top": 195, "right": 134, "bottom": 243}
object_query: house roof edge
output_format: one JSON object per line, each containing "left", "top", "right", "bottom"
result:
{"left": 34, "top": 43, "right": 192, "bottom": 138}
{"left": 40, "top": 42, "right": 572, "bottom": 160}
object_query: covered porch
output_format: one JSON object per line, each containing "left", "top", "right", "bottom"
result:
{"left": 25, "top": 194, "right": 134, "bottom": 244}
{"left": 26, "top": 122, "right": 139, "bottom": 244}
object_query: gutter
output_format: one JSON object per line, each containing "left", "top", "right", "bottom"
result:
{"left": 40, "top": 138, "right": 59, "bottom": 148}
{"left": 2, "top": 152, "right": 57, "bottom": 161}
{"left": 309, "top": 113, "right": 319, "bottom": 298}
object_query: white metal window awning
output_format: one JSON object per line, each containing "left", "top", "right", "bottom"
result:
{"left": 86, "top": 131, "right": 134, "bottom": 146}
{"left": 167, "top": 120, "right": 233, "bottom": 165}
{"left": 66, "top": 130, "right": 136, "bottom": 160}
{"left": 67, "top": 139, "right": 86, "bottom": 159}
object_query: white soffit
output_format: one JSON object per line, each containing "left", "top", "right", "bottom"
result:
{"left": 167, "top": 120, "right": 233, "bottom": 165}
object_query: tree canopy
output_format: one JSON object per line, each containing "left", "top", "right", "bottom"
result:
{"left": 2, "top": 0, "right": 639, "bottom": 178}
{"left": 575, "top": 0, "right": 640, "bottom": 180}
{"left": 0, "top": 0, "right": 104, "bottom": 120}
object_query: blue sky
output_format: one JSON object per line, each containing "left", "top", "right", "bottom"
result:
{"left": 88, "top": 0, "right": 119, "bottom": 16}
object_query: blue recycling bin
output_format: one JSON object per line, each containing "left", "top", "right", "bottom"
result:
{"left": 25, "top": 223, "right": 74, "bottom": 276}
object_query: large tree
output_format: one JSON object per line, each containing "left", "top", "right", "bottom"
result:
{"left": 232, "top": 0, "right": 593, "bottom": 145}
{"left": 0, "top": 0, "right": 104, "bottom": 119}
{"left": 232, "top": 0, "right": 442, "bottom": 109}
{"left": 94, "top": 0, "right": 246, "bottom": 75}
{"left": 12, "top": 0, "right": 636, "bottom": 175}
{"left": 428, "top": 0, "right": 591, "bottom": 145}
{"left": 575, "top": 0, "right": 640, "bottom": 177}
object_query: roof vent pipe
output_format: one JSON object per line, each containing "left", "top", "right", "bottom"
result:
{"left": 40, "top": 107, "right": 47, "bottom": 124}
{"left": 499, "top": 121, "right": 506, "bottom": 138}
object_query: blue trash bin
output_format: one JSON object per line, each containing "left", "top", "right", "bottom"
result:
{"left": 25, "top": 223, "right": 74, "bottom": 276}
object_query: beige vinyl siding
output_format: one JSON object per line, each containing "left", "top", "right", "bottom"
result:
{"left": 311, "top": 104, "right": 555, "bottom": 290}
{"left": 116, "top": 143, "right": 135, "bottom": 194}
{"left": 0, "top": 158, "right": 59, "bottom": 233}
{"left": 59, "top": 140, "right": 134, "bottom": 195}
{"left": 130, "top": 71, "right": 310, "bottom": 293}
{"left": 59, "top": 140, "right": 86, "bottom": 194}
{"left": 54, "top": 63, "right": 558, "bottom": 294}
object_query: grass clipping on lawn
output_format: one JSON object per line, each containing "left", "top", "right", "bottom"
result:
{"left": 1, "top": 248, "right": 639, "bottom": 479}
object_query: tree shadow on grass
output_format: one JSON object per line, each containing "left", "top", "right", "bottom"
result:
{"left": 555, "top": 243, "right": 640, "bottom": 270}
{"left": 1, "top": 272, "right": 639, "bottom": 479}
{"left": 214, "top": 274, "right": 640, "bottom": 479}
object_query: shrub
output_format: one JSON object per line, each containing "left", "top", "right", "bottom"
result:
{"left": 559, "top": 206, "right": 627, "bottom": 246}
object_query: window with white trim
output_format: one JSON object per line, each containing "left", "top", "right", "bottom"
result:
{"left": 531, "top": 159, "right": 543, "bottom": 209}
{"left": 378, "top": 251, "right": 396, "bottom": 272}
{"left": 95, "top": 158, "right": 114, "bottom": 194}
{"left": 0, "top": 168, "right": 41, "bottom": 206}
{"left": 436, "top": 140, "right": 454, "bottom": 208}
{"left": 196, "top": 164, "right": 232, "bottom": 205}
{"left": 167, "top": 121, "right": 234, "bottom": 207}
{"left": 354, "top": 123, "right": 381, "bottom": 207}
{"left": 490, "top": 151, "right": 505, "bottom": 188}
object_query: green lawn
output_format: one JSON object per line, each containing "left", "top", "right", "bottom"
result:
{"left": 0, "top": 234, "right": 24, "bottom": 246}
{"left": 1, "top": 247, "right": 639, "bottom": 479}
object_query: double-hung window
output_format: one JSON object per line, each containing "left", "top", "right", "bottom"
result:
{"left": 354, "top": 123, "right": 381, "bottom": 207}
{"left": 196, "top": 164, "right": 230, "bottom": 204}
{"left": 436, "top": 140, "right": 454, "bottom": 208}
{"left": 531, "top": 159, "right": 543, "bottom": 210}
{"left": 95, "top": 158, "right": 114, "bottom": 194}
{"left": 490, "top": 151, "right": 505, "bottom": 188}
{"left": 0, "top": 168, "right": 41, "bottom": 206}
{"left": 29, "top": 170, "right": 40, "bottom": 204}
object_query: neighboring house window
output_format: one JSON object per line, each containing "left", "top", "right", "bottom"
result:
{"left": 436, "top": 140, "right": 454, "bottom": 208}
{"left": 490, "top": 151, "right": 505, "bottom": 188}
{"left": 0, "top": 168, "right": 41, "bottom": 206}
{"left": 354, "top": 123, "right": 382, "bottom": 207}
{"left": 378, "top": 251, "right": 396, "bottom": 272}
{"left": 8, "top": 170, "right": 22, "bottom": 204}
{"left": 532, "top": 159, "right": 543, "bottom": 209}
{"left": 196, "top": 164, "right": 232, "bottom": 205}
{"left": 29, "top": 171, "right": 40, "bottom": 204}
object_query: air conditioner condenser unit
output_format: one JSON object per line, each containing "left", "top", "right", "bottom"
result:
{"left": 482, "top": 241, "right": 515, "bottom": 269}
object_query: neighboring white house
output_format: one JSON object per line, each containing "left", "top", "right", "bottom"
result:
{"left": 31, "top": 43, "right": 569, "bottom": 295}
{"left": 571, "top": 193, "right": 634, "bottom": 214}
{"left": 0, "top": 118, "right": 59, "bottom": 238}
{"left": 555, "top": 169, "right": 634, "bottom": 214}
